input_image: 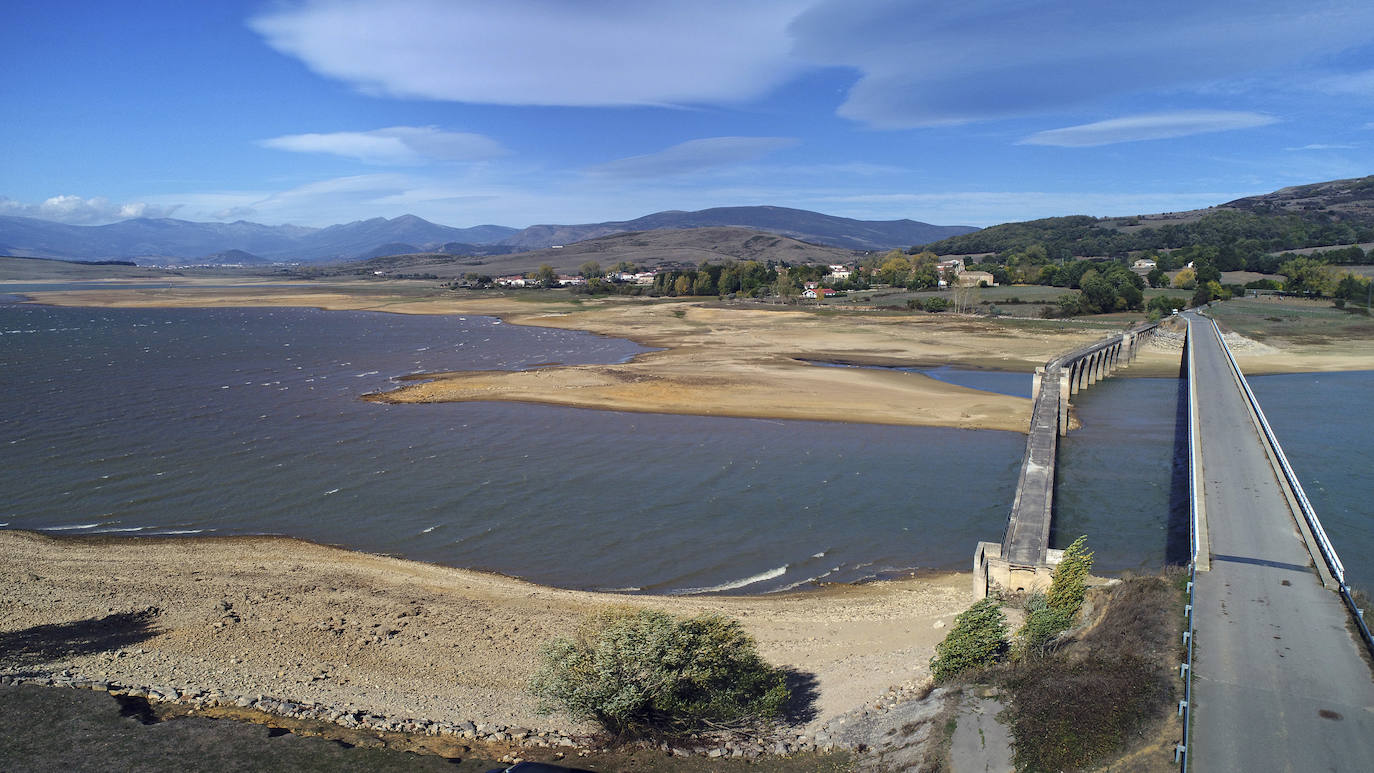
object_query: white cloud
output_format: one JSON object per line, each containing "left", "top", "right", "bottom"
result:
{"left": 1019, "top": 111, "right": 1278, "bottom": 147}
{"left": 1285, "top": 143, "right": 1358, "bottom": 151}
{"left": 250, "top": 0, "right": 809, "bottom": 107}
{"left": 214, "top": 206, "right": 259, "bottom": 220}
{"left": 788, "top": 0, "right": 1374, "bottom": 128}
{"left": 586, "top": 137, "right": 800, "bottom": 178}
{"left": 0, "top": 195, "right": 179, "bottom": 224}
{"left": 259, "top": 126, "right": 508, "bottom": 165}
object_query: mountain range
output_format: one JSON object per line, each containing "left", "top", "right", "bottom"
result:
{"left": 0, "top": 207, "right": 976, "bottom": 265}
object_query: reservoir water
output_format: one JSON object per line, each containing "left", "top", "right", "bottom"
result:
{"left": 1, "top": 301, "right": 1025, "bottom": 594}
{"left": 3, "top": 300, "right": 1368, "bottom": 592}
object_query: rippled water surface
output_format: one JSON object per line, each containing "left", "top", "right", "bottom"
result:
{"left": 6, "top": 300, "right": 1364, "bottom": 592}
{"left": 1249, "top": 371, "right": 1374, "bottom": 589}
{"left": 1, "top": 302, "right": 1026, "bottom": 593}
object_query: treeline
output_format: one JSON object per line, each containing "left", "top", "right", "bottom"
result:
{"left": 574, "top": 260, "right": 871, "bottom": 298}
{"left": 920, "top": 210, "right": 1374, "bottom": 263}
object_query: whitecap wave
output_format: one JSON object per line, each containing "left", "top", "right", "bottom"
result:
{"left": 41, "top": 523, "right": 101, "bottom": 531}
{"left": 671, "top": 564, "right": 788, "bottom": 595}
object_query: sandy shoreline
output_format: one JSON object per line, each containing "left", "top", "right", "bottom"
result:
{"left": 0, "top": 530, "right": 969, "bottom": 743}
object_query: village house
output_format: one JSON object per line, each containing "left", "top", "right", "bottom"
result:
{"left": 937, "top": 258, "right": 965, "bottom": 276}
{"left": 495, "top": 275, "right": 528, "bottom": 287}
{"left": 824, "top": 264, "right": 852, "bottom": 281}
{"left": 1132, "top": 258, "right": 1157, "bottom": 270}
{"left": 957, "top": 270, "right": 996, "bottom": 287}
{"left": 801, "top": 287, "right": 838, "bottom": 299}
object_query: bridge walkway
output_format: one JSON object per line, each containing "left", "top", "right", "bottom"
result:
{"left": 1186, "top": 311, "right": 1374, "bottom": 770}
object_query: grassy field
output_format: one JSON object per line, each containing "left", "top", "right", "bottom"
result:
{"left": 1206, "top": 296, "right": 1374, "bottom": 343}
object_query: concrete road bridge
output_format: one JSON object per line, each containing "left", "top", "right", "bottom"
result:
{"left": 1179, "top": 310, "right": 1374, "bottom": 770}
{"left": 974, "top": 310, "right": 1374, "bottom": 769}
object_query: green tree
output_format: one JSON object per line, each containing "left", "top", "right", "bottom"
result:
{"left": 1146, "top": 266, "right": 1168, "bottom": 288}
{"left": 1280, "top": 257, "right": 1337, "bottom": 296}
{"left": 1046, "top": 535, "right": 1094, "bottom": 617}
{"left": 877, "top": 250, "right": 913, "bottom": 286}
{"left": 529, "top": 608, "right": 789, "bottom": 737}
{"left": 1079, "top": 270, "right": 1118, "bottom": 313}
{"left": 692, "top": 271, "right": 716, "bottom": 296}
{"left": 1147, "top": 295, "right": 1186, "bottom": 316}
{"left": 931, "top": 597, "right": 1008, "bottom": 682}
{"left": 533, "top": 264, "right": 558, "bottom": 288}
{"left": 579, "top": 260, "right": 602, "bottom": 280}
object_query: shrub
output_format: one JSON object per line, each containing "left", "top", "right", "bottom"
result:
{"left": 1017, "top": 592, "right": 1074, "bottom": 658}
{"left": 529, "top": 608, "right": 789, "bottom": 738}
{"left": 1047, "top": 535, "right": 1093, "bottom": 617}
{"left": 930, "top": 597, "right": 1008, "bottom": 682}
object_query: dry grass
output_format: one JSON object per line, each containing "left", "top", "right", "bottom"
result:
{"left": 993, "top": 573, "right": 1184, "bottom": 772}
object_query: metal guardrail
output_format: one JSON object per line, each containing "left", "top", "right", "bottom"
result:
{"left": 1205, "top": 315, "right": 1374, "bottom": 657}
{"left": 1176, "top": 316, "right": 1199, "bottom": 771}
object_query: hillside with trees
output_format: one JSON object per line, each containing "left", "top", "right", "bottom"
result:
{"left": 914, "top": 175, "right": 1374, "bottom": 311}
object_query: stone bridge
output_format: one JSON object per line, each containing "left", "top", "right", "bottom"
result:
{"left": 974, "top": 321, "right": 1160, "bottom": 597}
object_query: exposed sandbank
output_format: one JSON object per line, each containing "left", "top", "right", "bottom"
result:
{"left": 15, "top": 282, "right": 1107, "bottom": 432}
{"left": 0, "top": 530, "right": 969, "bottom": 737}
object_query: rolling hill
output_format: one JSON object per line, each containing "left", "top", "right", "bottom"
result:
{"left": 342, "top": 227, "right": 867, "bottom": 278}
{"left": 496, "top": 206, "right": 975, "bottom": 252}
{"left": 0, "top": 206, "right": 972, "bottom": 265}
{"left": 919, "top": 175, "right": 1374, "bottom": 260}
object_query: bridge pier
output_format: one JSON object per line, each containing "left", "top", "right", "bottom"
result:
{"left": 1058, "top": 368, "right": 1070, "bottom": 435}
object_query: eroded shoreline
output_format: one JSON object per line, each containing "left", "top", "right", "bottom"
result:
{"left": 1, "top": 530, "right": 970, "bottom": 755}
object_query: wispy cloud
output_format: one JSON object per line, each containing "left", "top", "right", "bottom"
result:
{"left": 1285, "top": 143, "right": 1358, "bottom": 151}
{"left": 259, "top": 126, "right": 508, "bottom": 165}
{"left": 1315, "top": 68, "right": 1374, "bottom": 95}
{"left": 788, "top": 0, "right": 1374, "bottom": 128}
{"left": 587, "top": 137, "right": 800, "bottom": 179}
{"left": 1019, "top": 111, "right": 1278, "bottom": 147}
{"left": 250, "top": 0, "right": 807, "bottom": 107}
{"left": 0, "top": 195, "right": 179, "bottom": 224}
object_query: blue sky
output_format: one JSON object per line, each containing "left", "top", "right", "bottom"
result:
{"left": 2, "top": 0, "right": 1372, "bottom": 229}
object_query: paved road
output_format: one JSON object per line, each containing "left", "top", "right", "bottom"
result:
{"left": 1186, "top": 312, "right": 1374, "bottom": 771}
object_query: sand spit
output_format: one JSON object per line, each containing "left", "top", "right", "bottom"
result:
{"left": 17, "top": 283, "right": 1117, "bottom": 432}
{"left": 1, "top": 531, "right": 969, "bottom": 747}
